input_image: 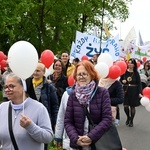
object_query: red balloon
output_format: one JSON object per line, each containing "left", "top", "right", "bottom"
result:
{"left": 142, "top": 87, "right": 150, "bottom": 98}
{"left": 81, "top": 55, "right": 88, "bottom": 61}
{"left": 0, "top": 60, "right": 7, "bottom": 71}
{"left": 142, "top": 56, "right": 147, "bottom": 62}
{"left": 0, "top": 51, "right": 5, "bottom": 62}
{"left": 108, "top": 65, "right": 121, "bottom": 79}
{"left": 40, "top": 50, "right": 54, "bottom": 68}
{"left": 115, "top": 61, "right": 127, "bottom": 75}
{"left": 68, "top": 75, "right": 75, "bottom": 86}
{"left": 136, "top": 61, "right": 141, "bottom": 68}
{"left": 3, "top": 55, "right": 7, "bottom": 60}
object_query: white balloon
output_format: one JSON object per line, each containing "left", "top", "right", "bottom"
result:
{"left": 97, "top": 52, "right": 113, "bottom": 67}
{"left": 95, "top": 62, "right": 109, "bottom": 78}
{"left": 140, "top": 97, "right": 150, "bottom": 107}
{"left": 44, "top": 63, "right": 54, "bottom": 77}
{"left": 8, "top": 41, "right": 38, "bottom": 79}
{"left": 145, "top": 103, "right": 150, "bottom": 112}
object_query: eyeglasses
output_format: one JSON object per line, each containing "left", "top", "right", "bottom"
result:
{"left": 3, "top": 84, "right": 16, "bottom": 91}
{"left": 76, "top": 73, "right": 88, "bottom": 78}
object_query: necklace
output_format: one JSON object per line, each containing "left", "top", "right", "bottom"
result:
{"left": 127, "top": 72, "right": 134, "bottom": 82}
{"left": 127, "top": 76, "right": 132, "bottom": 82}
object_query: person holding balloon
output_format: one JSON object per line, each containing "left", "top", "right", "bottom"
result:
{"left": 120, "top": 58, "right": 143, "bottom": 127}
{"left": 0, "top": 73, "right": 53, "bottom": 150}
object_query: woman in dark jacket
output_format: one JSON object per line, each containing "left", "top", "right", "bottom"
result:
{"left": 64, "top": 60, "right": 112, "bottom": 150}
{"left": 120, "top": 58, "right": 142, "bottom": 127}
{"left": 47, "top": 59, "right": 68, "bottom": 105}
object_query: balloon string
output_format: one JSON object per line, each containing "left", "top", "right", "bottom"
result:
{"left": 22, "top": 89, "right": 25, "bottom": 114}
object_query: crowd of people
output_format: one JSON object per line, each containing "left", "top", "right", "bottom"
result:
{"left": 1, "top": 51, "right": 150, "bottom": 150}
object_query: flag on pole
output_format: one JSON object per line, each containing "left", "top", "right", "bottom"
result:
{"left": 138, "top": 31, "right": 144, "bottom": 46}
{"left": 122, "top": 26, "right": 137, "bottom": 50}
{"left": 122, "top": 27, "right": 137, "bottom": 59}
{"left": 126, "top": 52, "right": 131, "bottom": 60}
{"left": 103, "top": 22, "right": 111, "bottom": 37}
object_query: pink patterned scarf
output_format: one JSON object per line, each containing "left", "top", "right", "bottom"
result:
{"left": 75, "top": 80, "right": 96, "bottom": 105}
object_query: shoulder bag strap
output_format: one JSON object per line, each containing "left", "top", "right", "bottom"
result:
{"left": 83, "top": 105, "right": 94, "bottom": 126}
{"left": 8, "top": 102, "right": 19, "bottom": 150}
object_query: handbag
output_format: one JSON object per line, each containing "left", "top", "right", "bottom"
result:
{"left": 8, "top": 102, "right": 19, "bottom": 150}
{"left": 83, "top": 105, "right": 122, "bottom": 150}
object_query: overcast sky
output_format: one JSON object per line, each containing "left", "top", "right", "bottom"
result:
{"left": 111, "top": 0, "right": 150, "bottom": 42}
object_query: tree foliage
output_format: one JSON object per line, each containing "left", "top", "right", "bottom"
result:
{"left": 0, "top": 0, "right": 132, "bottom": 55}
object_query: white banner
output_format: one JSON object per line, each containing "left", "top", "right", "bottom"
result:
{"left": 71, "top": 30, "right": 150, "bottom": 62}
{"left": 75, "top": 31, "right": 100, "bottom": 60}
{"left": 70, "top": 41, "right": 76, "bottom": 58}
{"left": 101, "top": 34, "right": 120, "bottom": 61}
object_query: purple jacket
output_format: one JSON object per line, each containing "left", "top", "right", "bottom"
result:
{"left": 64, "top": 86, "right": 112, "bottom": 149}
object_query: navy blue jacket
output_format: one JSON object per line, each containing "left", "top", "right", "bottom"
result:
{"left": 26, "top": 77, "right": 59, "bottom": 130}
{"left": 108, "top": 80, "right": 124, "bottom": 106}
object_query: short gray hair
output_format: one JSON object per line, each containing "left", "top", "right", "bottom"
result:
{"left": 5, "top": 73, "right": 27, "bottom": 91}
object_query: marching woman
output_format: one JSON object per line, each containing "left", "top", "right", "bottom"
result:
{"left": 120, "top": 58, "right": 142, "bottom": 127}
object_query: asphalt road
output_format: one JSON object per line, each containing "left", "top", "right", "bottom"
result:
{"left": 117, "top": 104, "right": 150, "bottom": 150}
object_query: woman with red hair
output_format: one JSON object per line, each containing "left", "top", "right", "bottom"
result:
{"left": 64, "top": 60, "right": 115, "bottom": 149}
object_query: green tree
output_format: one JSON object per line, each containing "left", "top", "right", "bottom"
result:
{"left": 0, "top": 0, "right": 132, "bottom": 55}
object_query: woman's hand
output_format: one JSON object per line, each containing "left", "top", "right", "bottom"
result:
{"left": 122, "top": 80, "right": 127, "bottom": 84}
{"left": 139, "top": 93, "right": 143, "bottom": 98}
{"left": 20, "top": 114, "right": 32, "bottom": 128}
{"left": 77, "top": 135, "right": 92, "bottom": 147}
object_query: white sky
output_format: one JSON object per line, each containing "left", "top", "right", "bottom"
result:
{"left": 111, "top": 0, "right": 150, "bottom": 42}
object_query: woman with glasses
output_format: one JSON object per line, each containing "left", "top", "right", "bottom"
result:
{"left": 120, "top": 58, "right": 142, "bottom": 127}
{"left": 0, "top": 73, "right": 53, "bottom": 150}
{"left": 64, "top": 60, "right": 112, "bottom": 149}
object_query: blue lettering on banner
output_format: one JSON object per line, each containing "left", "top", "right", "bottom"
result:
{"left": 71, "top": 49, "right": 76, "bottom": 57}
{"left": 102, "top": 47, "right": 109, "bottom": 53}
{"left": 103, "top": 38, "right": 119, "bottom": 56}
{"left": 93, "top": 38, "right": 100, "bottom": 44}
{"left": 71, "top": 53, "right": 75, "bottom": 57}
{"left": 76, "top": 36, "right": 88, "bottom": 54}
{"left": 86, "top": 43, "right": 99, "bottom": 57}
